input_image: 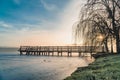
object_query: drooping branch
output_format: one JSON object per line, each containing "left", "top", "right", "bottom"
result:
{"left": 73, "top": 0, "right": 120, "bottom": 53}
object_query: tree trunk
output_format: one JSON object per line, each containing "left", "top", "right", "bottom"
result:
{"left": 110, "top": 36, "right": 113, "bottom": 53}
{"left": 115, "top": 30, "right": 120, "bottom": 53}
{"left": 104, "top": 38, "right": 109, "bottom": 53}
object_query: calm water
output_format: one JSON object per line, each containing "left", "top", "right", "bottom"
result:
{"left": 0, "top": 48, "right": 89, "bottom": 80}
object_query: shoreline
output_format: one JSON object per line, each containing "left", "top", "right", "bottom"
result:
{"left": 63, "top": 56, "right": 94, "bottom": 80}
{"left": 64, "top": 53, "right": 119, "bottom": 80}
{"left": 61, "top": 56, "right": 94, "bottom": 80}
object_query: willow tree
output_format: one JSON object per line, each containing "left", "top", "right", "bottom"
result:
{"left": 74, "top": 0, "right": 120, "bottom": 53}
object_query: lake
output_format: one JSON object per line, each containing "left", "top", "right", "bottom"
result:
{"left": 0, "top": 48, "right": 90, "bottom": 80}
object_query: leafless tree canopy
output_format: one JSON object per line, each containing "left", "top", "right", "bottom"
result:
{"left": 73, "top": 0, "right": 120, "bottom": 53}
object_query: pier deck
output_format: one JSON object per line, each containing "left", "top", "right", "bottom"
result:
{"left": 18, "top": 46, "right": 104, "bottom": 57}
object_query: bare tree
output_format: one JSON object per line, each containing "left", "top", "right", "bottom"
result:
{"left": 74, "top": 0, "right": 120, "bottom": 53}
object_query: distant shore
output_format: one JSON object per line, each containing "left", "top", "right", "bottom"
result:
{"left": 64, "top": 53, "right": 120, "bottom": 80}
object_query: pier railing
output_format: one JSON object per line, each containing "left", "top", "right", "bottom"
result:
{"left": 18, "top": 46, "right": 105, "bottom": 57}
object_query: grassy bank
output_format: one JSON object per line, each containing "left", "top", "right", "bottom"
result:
{"left": 65, "top": 54, "right": 120, "bottom": 80}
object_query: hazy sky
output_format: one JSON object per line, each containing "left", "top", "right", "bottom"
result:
{"left": 0, "top": 0, "right": 85, "bottom": 47}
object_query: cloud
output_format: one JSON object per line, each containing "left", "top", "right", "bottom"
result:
{"left": 16, "top": 0, "right": 85, "bottom": 46}
{"left": 0, "top": 0, "right": 86, "bottom": 47}
{"left": 41, "top": 0, "right": 57, "bottom": 11}
{"left": 0, "top": 21, "right": 13, "bottom": 28}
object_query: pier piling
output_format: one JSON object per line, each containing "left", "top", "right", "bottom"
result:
{"left": 18, "top": 46, "right": 104, "bottom": 57}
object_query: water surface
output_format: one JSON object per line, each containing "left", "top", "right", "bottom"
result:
{"left": 0, "top": 48, "right": 89, "bottom": 80}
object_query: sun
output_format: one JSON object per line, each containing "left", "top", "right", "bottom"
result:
{"left": 96, "top": 34, "right": 104, "bottom": 42}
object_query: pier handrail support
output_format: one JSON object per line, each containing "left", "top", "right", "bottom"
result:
{"left": 19, "top": 46, "right": 104, "bottom": 56}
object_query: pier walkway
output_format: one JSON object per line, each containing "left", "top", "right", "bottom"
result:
{"left": 18, "top": 46, "right": 104, "bottom": 57}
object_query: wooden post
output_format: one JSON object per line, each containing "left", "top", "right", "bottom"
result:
{"left": 70, "top": 52, "right": 72, "bottom": 57}
{"left": 79, "top": 52, "right": 81, "bottom": 57}
{"left": 19, "top": 46, "right": 22, "bottom": 55}
{"left": 52, "top": 52, "right": 54, "bottom": 56}
{"left": 20, "top": 51, "right": 23, "bottom": 55}
{"left": 44, "top": 52, "right": 46, "bottom": 56}
{"left": 28, "top": 51, "right": 30, "bottom": 55}
{"left": 52, "top": 47, "right": 54, "bottom": 56}
{"left": 57, "top": 52, "right": 59, "bottom": 56}
{"left": 68, "top": 52, "right": 69, "bottom": 57}
{"left": 61, "top": 52, "right": 62, "bottom": 56}
{"left": 26, "top": 52, "right": 27, "bottom": 55}
{"left": 34, "top": 51, "right": 35, "bottom": 55}
{"left": 39, "top": 52, "right": 41, "bottom": 55}
{"left": 41, "top": 52, "right": 43, "bottom": 55}
{"left": 46, "top": 52, "right": 48, "bottom": 56}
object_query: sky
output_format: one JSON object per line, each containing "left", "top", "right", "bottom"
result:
{"left": 0, "top": 0, "right": 85, "bottom": 47}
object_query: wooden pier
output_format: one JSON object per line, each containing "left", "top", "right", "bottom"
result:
{"left": 18, "top": 46, "right": 104, "bottom": 57}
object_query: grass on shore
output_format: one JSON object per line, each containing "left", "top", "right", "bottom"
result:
{"left": 65, "top": 54, "right": 120, "bottom": 80}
